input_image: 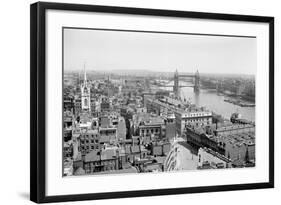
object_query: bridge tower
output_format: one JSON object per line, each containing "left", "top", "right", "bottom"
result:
{"left": 194, "top": 70, "right": 200, "bottom": 93}
{"left": 173, "top": 69, "right": 180, "bottom": 98}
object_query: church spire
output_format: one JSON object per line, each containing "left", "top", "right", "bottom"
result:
{"left": 83, "top": 62, "right": 87, "bottom": 85}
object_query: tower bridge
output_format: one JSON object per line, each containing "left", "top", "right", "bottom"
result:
{"left": 173, "top": 70, "right": 200, "bottom": 97}
{"left": 155, "top": 70, "right": 200, "bottom": 98}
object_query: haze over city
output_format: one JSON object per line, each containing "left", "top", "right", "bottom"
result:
{"left": 63, "top": 28, "right": 257, "bottom": 75}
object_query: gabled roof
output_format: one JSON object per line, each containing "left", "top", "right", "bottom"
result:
{"left": 74, "top": 167, "right": 85, "bottom": 175}
{"left": 101, "top": 149, "right": 116, "bottom": 160}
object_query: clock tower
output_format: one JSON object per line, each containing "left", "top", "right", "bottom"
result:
{"left": 80, "top": 65, "right": 91, "bottom": 111}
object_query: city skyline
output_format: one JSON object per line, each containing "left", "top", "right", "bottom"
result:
{"left": 64, "top": 28, "right": 257, "bottom": 75}
{"left": 64, "top": 69, "right": 256, "bottom": 77}
{"left": 63, "top": 27, "right": 256, "bottom": 177}
{"left": 63, "top": 68, "right": 256, "bottom": 176}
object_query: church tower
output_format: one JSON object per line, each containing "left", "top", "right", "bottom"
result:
{"left": 80, "top": 64, "right": 91, "bottom": 111}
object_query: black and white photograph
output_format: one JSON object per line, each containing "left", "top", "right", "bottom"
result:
{"left": 63, "top": 28, "right": 257, "bottom": 176}
{"left": 28, "top": 1, "right": 274, "bottom": 203}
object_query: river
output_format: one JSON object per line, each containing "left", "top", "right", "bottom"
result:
{"left": 163, "top": 86, "right": 255, "bottom": 122}
{"left": 183, "top": 87, "right": 255, "bottom": 121}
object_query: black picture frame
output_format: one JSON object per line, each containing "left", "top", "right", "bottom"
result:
{"left": 30, "top": 1, "right": 274, "bottom": 203}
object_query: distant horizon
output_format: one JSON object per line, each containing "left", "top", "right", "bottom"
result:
{"left": 64, "top": 28, "right": 257, "bottom": 75}
{"left": 64, "top": 68, "right": 255, "bottom": 77}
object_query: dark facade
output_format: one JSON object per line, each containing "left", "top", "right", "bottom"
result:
{"left": 79, "top": 130, "right": 101, "bottom": 156}
{"left": 101, "top": 97, "right": 111, "bottom": 112}
{"left": 185, "top": 126, "right": 225, "bottom": 154}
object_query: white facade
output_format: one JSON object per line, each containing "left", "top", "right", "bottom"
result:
{"left": 80, "top": 67, "right": 91, "bottom": 111}
{"left": 164, "top": 139, "right": 198, "bottom": 171}
{"left": 175, "top": 109, "right": 212, "bottom": 135}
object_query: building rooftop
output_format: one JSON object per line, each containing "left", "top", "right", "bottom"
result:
{"left": 84, "top": 129, "right": 99, "bottom": 135}
{"left": 131, "top": 146, "right": 140, "bottom": 153}
{"left": 64, "top": 140, "right": 72, "bottom": 148}
{"left": 91, "top": 166, "right": 138, "bottom": 175}
{"left": 165, "top": 141, "right": 199, "bottom": 171}
{"left": 125, "top": 146, "right": 131, "bottom": 154}
{"left": 216, "top": 124, "right": 254, "bottom": 132}
{"left": 99, "top": 127, "right": 117, "bottom": 131}
{"left": 84, "top": 150, "right": 100, "bottom": 162}
{"left": 200, "top": 147, "right": 231, "bottom": 163}
{"left": 74, "top": 167, "right": 85, "bottom": 175}
{"left": 159, "top": 96, "right": 184, "bottom": 106}
{"left": 101, "top": 149, "right": 116, "bottom": 160}
{"left": 222, "top": 132, "right": 255, "bottom": 146}
{"left": 74, "top": 152, "right": 82, "bottom": 161}
{"left": 139, "top": 116, "right": 165, "bottom": 127}
{"left": 72, "top": 133, "right": 81, "bottom": 138}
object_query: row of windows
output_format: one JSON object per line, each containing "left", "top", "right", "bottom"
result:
{"left": 85, "top": 165, "right": 115, "bottom": 173}
{"left": 85, "top": 160, "right": 116, "bottom": 166}
{"left": 84, "top": 161, "right": 101, "bottom": 167}
{"left": 99, "top": 131, "right": 116, "bottom": 135}
{"left": 183, "top": 113, "right": 212, "bottom": 117}
{"left": 140, "top": 128, "right": 160, "bottom": 134}
{"left": 81, "top": 134, "right": 99, "bottom": 139}
{"left": 75, "top": 103, "right": 95, "bottom": 106}
{"left": 183, "top": 118, "right": 211, "bottom": 123}
{"left": 80, "top": 139, "right": 99, "bottom": 144}
{"left": 80, "top": 145, "right": 100, "bottom": 150}
{"left": 183, "top": 122, "right": 210, "bottom": 127}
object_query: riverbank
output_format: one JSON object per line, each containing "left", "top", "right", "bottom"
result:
{"left": 224, "top": 97, "right": 255, "bottom": 107}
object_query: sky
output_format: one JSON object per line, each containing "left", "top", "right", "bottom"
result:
{"left": 63, "top": 28, "right": 257, "bottom": 75}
